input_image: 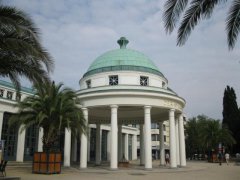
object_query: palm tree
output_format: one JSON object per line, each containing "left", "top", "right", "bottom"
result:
{"left": 200, "top": 119, "right": 236, "bottom": 151}
{"left": 0, "top": 4, "right": 54, "bottom": 92}
{"left": 185, "top": 115, "right": 236, "bottom": 159}
{"left": 163, "top": 0, "right": 240, "bottom": 50}
{"left": 9, "top": 81, "right": 86, "bottom": 152}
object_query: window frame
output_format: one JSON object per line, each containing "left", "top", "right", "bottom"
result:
{"left": 109, "top": 75, "right": 119, "bottom": 86}
{"left": 140, "top": 76, "right": 149, "bottom": 86}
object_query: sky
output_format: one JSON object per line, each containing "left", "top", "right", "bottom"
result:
{"left": 3, "top": 0, "right": 240, "bottom": 120}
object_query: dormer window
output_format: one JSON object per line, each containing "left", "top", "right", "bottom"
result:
{"left": 162, "top": 81, "right": 166, "bottom": 88}
{"left": 109, "top": 75, "right": 118, "bottom": 86}
{"left": 86, "top": 80, "right": 91, "bottom": 88}
{"left": 140, "top": 76, "right": 148, "bottom": 86}
{"left": 7, "top": 91, "right": 13, "bottom": 100}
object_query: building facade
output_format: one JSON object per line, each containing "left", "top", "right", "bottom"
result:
{"left": 0, "top": 37, "right": 186, "bottom": 170}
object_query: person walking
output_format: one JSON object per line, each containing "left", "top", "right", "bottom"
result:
{"left": 225, "top": 153, "right": 230, "bottom": 165}
{"left": 165, "top": 152, "right": 170, "bottom": 165}
{"left": 218, "top": 153, "right": 222, "bottom": 166}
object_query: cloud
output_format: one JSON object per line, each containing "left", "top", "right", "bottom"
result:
{"left": 3, "top": 0, "right": 240, "bottom": 119}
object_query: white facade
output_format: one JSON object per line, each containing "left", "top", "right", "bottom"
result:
{"left": 0, "top": 37, "right": 187, "bottom": 170}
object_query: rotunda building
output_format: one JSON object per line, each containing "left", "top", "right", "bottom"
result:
{"left": 77, "top": 37, "right": 186, "bottom": 170}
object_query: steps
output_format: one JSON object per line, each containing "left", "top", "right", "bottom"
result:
{"left": 6, "top": 161, "right": 32, "bottom": 168}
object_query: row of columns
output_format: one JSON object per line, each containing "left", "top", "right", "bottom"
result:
{"left": 0, "top": 106, "right": 186, "bottom": 169}
{"left": 80, "top": 106, "right": 186, "bottom": 170}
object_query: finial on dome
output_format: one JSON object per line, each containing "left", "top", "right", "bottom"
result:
{"left": 117, "top": 37, "right": 129, "bottom": 49}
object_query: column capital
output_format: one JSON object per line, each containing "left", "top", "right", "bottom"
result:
{"left": 81, "top": 107, "right": 88, "bottom": 111}
{"left": 110, "top": 105, "right": 118, "bottom": 109}
{"left": 143, "top": 105, "right": 151, "bottom": 110}
{"left": 169, "top": 108, "right": 175, "bottom": 112}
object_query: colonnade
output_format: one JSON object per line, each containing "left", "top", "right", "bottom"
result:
{"left": 79, "top": 106, "right": 186, "bottom": 169}
{"left": 0, "top": 106, "right": 186, "bottom": 170}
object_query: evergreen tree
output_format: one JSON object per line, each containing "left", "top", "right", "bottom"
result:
{"left": 222, "top": 86, "right": 240, "bottom": 153}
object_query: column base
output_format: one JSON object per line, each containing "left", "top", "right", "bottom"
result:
{"left": 110, "top": 168, "right": 118, "bottom": 171}
{"left": 144, "top": 168, "right": 152, "bottom": 171}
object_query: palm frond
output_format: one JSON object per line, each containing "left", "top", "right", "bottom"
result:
{"left": 226, "top": 0, "right": 240, "bottom": 50}
{"left": 177, "top": 0, "right": 223, "bottom": 46}
{"left": 163, "top": 0, "right": 189, "bottom": 33}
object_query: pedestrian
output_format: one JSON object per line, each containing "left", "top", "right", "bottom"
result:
{"left": 165, "top": 152, "right": 170, "bottom": 165}
{"left": 225, "top": 153, "right": 230, "bottom": 165}
{"left": 218, "top": 153, "right": 222, "bottom": 166}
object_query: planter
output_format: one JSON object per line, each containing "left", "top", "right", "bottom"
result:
{"left": 118, "top": 161, "right": 129, "bottom": 168}
{"left": 32, "top": 152, "right": 61, "bottom": 174}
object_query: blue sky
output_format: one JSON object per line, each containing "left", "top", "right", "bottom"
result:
{"left": 3, "top": 0, "right": 240, "bottom": 119}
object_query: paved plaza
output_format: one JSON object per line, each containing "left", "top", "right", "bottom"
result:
{"left": 5, "top": 160, "right": 240, "bottom": 180}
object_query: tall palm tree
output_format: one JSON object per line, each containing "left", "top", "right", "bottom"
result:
{"left": 163, "top": 0, "right": 240, "bottom": 50}
{"left": 9, "top": 81, "right": 86, "bottom": 152}
{"left": 0, "top": 3, "right": 54, "bottom": 92}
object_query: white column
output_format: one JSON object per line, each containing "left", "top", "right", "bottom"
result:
{"left": 64, "top": 128, "right": 71, "bottom": 167}
{"left": 169, "top": 109, "right": 177, "bottom": 168}
{"left": 132, "top": 135, "right": 137, "bottom": 160}
{"left": 110, "top": 105, "right": 118, "bottom": 169}
{"left": 95, "top": 124, "right": 102, "bottom": 165}
{"left": 118, "top": 125, "right": 123, "bottom": 161}
{"left": 159, "top": 122, "right": 165, "bottom": 166}
{"left": 16, "top": 125, "right": 26, "bottom": 162}
{"left": 124, "top": 133, "right": 129, "bottom": 160}
{"left": 0, "top": 111, "right": 4, "bottom": 140}
{"left": 179, "top": 114, "right": 187, "bottom": 167}
{"left": 107, "top": 131, "right": 111, "bottom": 161}
{"left": 71, "top": 137, "right": 77, "bottom": 162}
{"left": 144, "top": 106, "right": 152, "bottom": 169}
{"left": 80, "top": 108, "right": 88, "bottom": 169}
{"left": 175, "top": 118, "right": 180, "bottom": 166}
{"left": 37, "top": 127, "right": 43, "bottom": 152}
{"left": 87, "top": 127, "right": 91, "bottom": 162}
{"left": 140, "top": 124, "right": 145, "bottom": 165}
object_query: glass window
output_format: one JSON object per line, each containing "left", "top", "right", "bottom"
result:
{"left": 7, "top": 91, "right": 13, "bottom": 100}
{"left": 151, "top": 123, "right": 159, "bottom": 129}
{"left": 151, "top": 134, "right": 158, "bottom": 141}
{"left": 140, "top": 76, "right": 148, "bottom": 86}
{"left": 86, "top": 80, "right": 91, "bottom": 88}
{"left": 164, "top": 135, "right": 166, "bottom": 142}
{"left": 109, "top": 75, "right": 118, "bottom": 86}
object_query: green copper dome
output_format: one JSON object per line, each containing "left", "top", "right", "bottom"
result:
{"left": 83, "top": 37, "right": 164, "bottom": 78}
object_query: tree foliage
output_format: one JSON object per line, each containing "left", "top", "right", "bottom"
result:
{"left": 163, "top": 0, "right": 240, "bottom": 50}
{"left": 185, "top": 115, "right": 235, "bottom": 157}
{"left": 222, "top": 85, "right": 240, "bottom": 153}
{"left": 9, "top": 81, "right": 87, "bottom": 152}
{"left": 0, "top": 3, "right": 54, "bottom": 92}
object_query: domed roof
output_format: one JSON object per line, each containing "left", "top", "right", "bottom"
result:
{"left": 83, "top": 37, "right": 164, "bottom": 78}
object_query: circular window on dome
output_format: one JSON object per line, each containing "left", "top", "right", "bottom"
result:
{"left": 140, "top": 76, "right": 148, "bottom": 86}
{"left": 109, "top": 75, "right": 118, "bottom": 86}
